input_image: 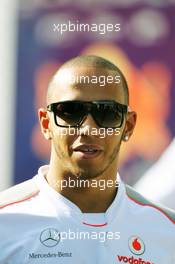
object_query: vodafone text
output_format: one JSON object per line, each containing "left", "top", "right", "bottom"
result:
{"left": 117, "top": 255, "right": 154, "bottom": 264}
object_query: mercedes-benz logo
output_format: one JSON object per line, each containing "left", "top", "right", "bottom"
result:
{"left": 40, "top": 228, "right": 60, "bottom": 247}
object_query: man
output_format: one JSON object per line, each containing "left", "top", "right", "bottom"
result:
{"left": 0, "top": 55, "right": 174, "bottom": 263}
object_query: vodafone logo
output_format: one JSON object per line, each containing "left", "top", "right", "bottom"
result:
{"left": 128, "top": 236, "right": 145, "bottom": 255}
{"left": 117, "top": 255, "right": 154, "bottom": 264}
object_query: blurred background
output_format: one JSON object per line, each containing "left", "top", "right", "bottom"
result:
{"left": 0, "top": 0, "right": 175, "bottom": 208}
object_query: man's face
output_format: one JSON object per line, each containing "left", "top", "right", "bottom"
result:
{"left": 45, "top": 66, "right": 129, "bottom": 180}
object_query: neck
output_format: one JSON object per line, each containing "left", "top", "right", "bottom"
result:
{"left": 46, "top": 159, "right": 119, "bottom": 213}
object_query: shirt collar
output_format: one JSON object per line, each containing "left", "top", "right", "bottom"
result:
{"left": 33, "top": 165, "right": 126, "bottom": 225}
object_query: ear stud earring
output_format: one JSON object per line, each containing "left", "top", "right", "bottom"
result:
{"left": 124, "top": 135, "right": 129, "bottom": 141}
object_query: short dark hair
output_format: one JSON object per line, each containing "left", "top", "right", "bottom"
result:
{"left": 47, "top": 55, "right": 129, "bottom": 105}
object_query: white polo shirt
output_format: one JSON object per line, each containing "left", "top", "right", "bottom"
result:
{"left": 0, "top": 165, "right": 175, "bottom": 264}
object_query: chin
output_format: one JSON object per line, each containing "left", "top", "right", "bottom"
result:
{"left": 72, "top": 167, "right": 103, "bottom": 180}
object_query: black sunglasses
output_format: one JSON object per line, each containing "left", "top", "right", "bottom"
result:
{"left": 47, "top": 100, "right": 128, "bottom": 128}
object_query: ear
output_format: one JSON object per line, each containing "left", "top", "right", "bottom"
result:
{"left": 122, "top": 110, "right": 137, "bottom": 142}
{"left": 38, "top": 108, "right": 52, "bottom": 140}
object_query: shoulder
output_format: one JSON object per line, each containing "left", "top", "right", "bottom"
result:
{"left": 0, "top": 179, "right": 40, "bottom": 210}
{"left": 125, "top": 184, "right": 175, "bottom": 225}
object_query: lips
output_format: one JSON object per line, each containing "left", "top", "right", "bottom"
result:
{"left": 73, "top": 144, "right": 103, "bottom": 159}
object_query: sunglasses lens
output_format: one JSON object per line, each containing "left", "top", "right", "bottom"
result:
{"left": 55, "top": 102, "right": 85, "bottom": 126}
{"left": 92, "top": 103, "right": 123, "bottom": 128}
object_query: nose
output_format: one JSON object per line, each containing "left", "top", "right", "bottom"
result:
{"left": 79, "top": 114, "right": 98, "bottom": 136}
